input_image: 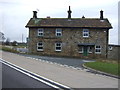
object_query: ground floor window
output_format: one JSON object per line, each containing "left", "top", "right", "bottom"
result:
{"left": 55, "top": 42, "right": 62, "bottom": 51}
{"left": 78, "top": 46, "right": 83, "bottom": 53}
{"left": 95, "top": 45, "right": 101, "bottom": 54}
{"left": 108, "top": 46, "right": 113, "bottom": 51}
{"left": 88, "top": 46, "right": 92, "bottom": 53}
{"left": 78, "top": 46, "right": 93, "bottom": 54}
{"left": 37, "top": 42, "right": 43, "bottom": 51}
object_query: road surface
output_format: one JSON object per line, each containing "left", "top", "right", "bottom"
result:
{"left": 2, "top": 63, "right": 53, "bottom": 88}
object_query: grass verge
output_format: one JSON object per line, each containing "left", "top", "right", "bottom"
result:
{"left": 0, "top": 45, "right": 19, "bottom": 53}
{"left": 84, "top": 61, "right": 119, "bottom": 76}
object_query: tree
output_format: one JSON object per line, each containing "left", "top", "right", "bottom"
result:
{"left": 5, "top": 38, "right": 10, "bottom": 45}
{"left": 12, "top": 41, "right": 18, "bottom": 46}
{"left": 0, "top": 32, "right": 5, "bottom": 44}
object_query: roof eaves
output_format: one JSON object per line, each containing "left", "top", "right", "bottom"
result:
{"left": 25, "top": 25, "right": 112, "bottom": 29}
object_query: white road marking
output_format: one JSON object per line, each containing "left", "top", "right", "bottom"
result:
{"left": 35, "top": 59, "right": 39, "bottom": 60}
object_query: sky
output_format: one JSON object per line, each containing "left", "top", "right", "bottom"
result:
{"left": 0, "top": 0, "right": 119, "bottom": 45}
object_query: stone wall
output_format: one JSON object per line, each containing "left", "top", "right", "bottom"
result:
{"left": 108, "top": 45, "right": 120, "bottom": 60}
{"left": 28, "top": 27, "right": 108, "bottom": 59}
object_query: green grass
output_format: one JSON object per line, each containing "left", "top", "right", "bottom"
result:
{"left": 0, "top": 46, "right": 19, "bottom": 53}
{"left": 84, "top": 61, "right": 119, "bottom": 76}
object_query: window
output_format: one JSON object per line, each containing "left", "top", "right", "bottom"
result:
{"left": 95, "top": 46, "right": 101, "bottom": 54}
{"left": 78, "top": 46, "right": 83, "bottom": 53}
{"left": 55, "top": 42, "right": 62, "bottom": 51}
{"left": 37, "top": 42, "right": 43, "bottom": 51}
{"left": 38, "top": 28, "right": 44, "bottom": 36}
{"left": 56, "top": 28, "right": 62, "bottom": 37}
{"left": 83, "top": 29, "right": 89, "bottom": 37}
{"left": 88, "top": 46, "right": 92, "bottom": 53}
{"left": 109, "top": 46, "right": 113, "bottom": 51}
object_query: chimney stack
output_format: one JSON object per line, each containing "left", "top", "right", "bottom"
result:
{"left": 82, "top": 15, "right": 85, "bottom": 18}
{"left": 33, "top": 11, "right": 37, "bottom": 18}
{"left": 100, "top": 10, "right": 104, "bottom": 20}
{"left": 67, "top": 6, "right": 72, "bottom": 19}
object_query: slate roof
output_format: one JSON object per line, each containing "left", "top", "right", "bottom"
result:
{"left": 26, "top": 18, "right": 112, "bottom": 29}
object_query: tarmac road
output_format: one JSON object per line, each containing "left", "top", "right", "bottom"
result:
{"left": 2, "top": 62, "right": 53, "bottom": 88}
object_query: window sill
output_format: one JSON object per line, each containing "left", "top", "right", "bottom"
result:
{"left": 83, "top": 36, "right": 89, "bottom": 38}
{"left": 55, "top": 50, "right": 61, "bottom": 52}
{"left": 78, "top": 52, "right": 83, "bottom": 53}
{"left": 37, "top": 50, "right": 44, "bottom": 52}
{"left": 88, "top": 52, "right": 92, "bottom": 54}
{"left": 38, "top": 36, "right": 44, "bottom": 37}
{"left": 95, "top": 52, "right": 101, "bottom": 54}
{"left": 56, "top": 36, "right": 62, "bottom": 37}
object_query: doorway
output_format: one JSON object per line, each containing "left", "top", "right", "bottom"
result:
{"left": 83, "top": 46, "right": 88, "bottom": 56}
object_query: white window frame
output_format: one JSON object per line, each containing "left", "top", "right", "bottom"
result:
{"left": 55, "top": 42, "right": 62, "bottom": 51}
{"left": 95, "top": 45, "right": 101, "bottom": 54}
{"left": 78, "top": 46, "right": 83, "bottom": 53}
{"left": 83, "top": 29, "right": 89, "bottom": 37}
{"left": 37, "top": 42, "right": 43, "bottom": 51}
{"left": 56, "top": 28, "right": 62, "bottom": 37}
{"left": 88, "top": 46, "right": 92, "bottom": 53}
{"left": 38, "top": 28, "right": 44, "bottom": 36}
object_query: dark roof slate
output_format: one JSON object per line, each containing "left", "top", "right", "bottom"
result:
{"left": 26, "top": 18, "right": 112, "bottom": 29}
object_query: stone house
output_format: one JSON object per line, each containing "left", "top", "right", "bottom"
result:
{"left": 108, "top": 44, "right": 120, "bottom": 60}
{"left": 26, "top": 6, "right": 112, "bottom": 59}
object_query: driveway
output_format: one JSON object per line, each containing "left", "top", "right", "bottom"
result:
{"left": 20, "top": 54, "right": 95, "bottom": 68}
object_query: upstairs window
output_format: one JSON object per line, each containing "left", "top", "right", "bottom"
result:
{"left": 55, "top": 42, "right": 62, "bottom": 51}
{"left": 38, "top": 28, "right": 44, "bottom": 36}
{"left": 56, "top": 28, "right": 62, "bottom": 37}
{"left": 83, "top": 29, "right": 89, "bottom": 37}
{"left": 37, "top": 42, "right": 43, "bottom": 51}
{"left": 95, "top": 45, "right": 101, "bottom": 54}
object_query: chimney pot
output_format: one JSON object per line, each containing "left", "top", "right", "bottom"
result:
{"left": 33, "top": 11, "right": 37, "bottom": 18}
{"left": 82, "top": 15, "right": 85, "bottom": 18}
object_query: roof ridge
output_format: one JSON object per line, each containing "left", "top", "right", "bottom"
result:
{"left": 30, "top": 17, "right": 108, "bottom": 19}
